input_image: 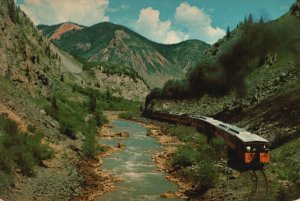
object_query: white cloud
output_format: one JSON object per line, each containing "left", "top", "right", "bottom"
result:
{"left": 175, "top": 2, "right": 225, "bottom": 44}
{"left": 19, "top": 0, "right": 109, "bottom": 26}
{"left": 107, "top": 4, "right": 129, "bottom": 13}
{"left": 135, "top": 7, "right": 187, "bottom": 44}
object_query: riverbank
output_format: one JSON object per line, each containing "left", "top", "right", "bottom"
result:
{"left": 76, "top": 112, "right": 194, "bottom": 200}
{"left": 75, "top": 111, "right": 126, "bottom": 201}
{"left": 133, "top": 118, "right": 194, "bottom": 199}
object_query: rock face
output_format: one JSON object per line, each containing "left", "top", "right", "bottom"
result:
{"left": 38, "top": 22, "right": 210, "bottom": 88}
{"left": 80, "top": 68, "right": 149, "bottom": 101}
{"left": 49, "top": 23, "right": 82, "bottom": 40}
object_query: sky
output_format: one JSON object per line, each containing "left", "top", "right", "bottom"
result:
{"left": 16, "top": 0, "right": 295, "bottom": 44}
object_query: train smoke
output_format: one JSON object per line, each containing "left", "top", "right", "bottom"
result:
{"left": 145, "top": 9, "right": 300, "bottom": 108}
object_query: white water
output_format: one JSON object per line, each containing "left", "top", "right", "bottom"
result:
{"left": 97, "top": 119, "right": 183, "bottom": 201}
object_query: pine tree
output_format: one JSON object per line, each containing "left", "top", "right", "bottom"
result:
{"left": 25, "top": 65, "right": 30, "bottom": 82}
{"left": 51, "top": 95, "right": 59, "bottom": 112}
{"left": 105, "top": 88, "right": 111, "bottom": 100}
{"left": 37, "top": 54, "right": 40, "bottom": 64}
{"left": 244, "top": 15, "right": 248, "bottom": 24}
{"left": 259, "top": 16, "right": 264, "bottom": 24}
{"left": 89, "top": 93, "right": 97, "bottom": 114}
{"left": 226, "top": 26, "right": 230, "bottom": 39}
{"left": 60, "top": 74, "right": 64, "bottom": 82}
{"left": 8, "top": 0, "right": 17, "bottom": 24}
{"left": 248, "top": 14, "right": 253, "bottom": 23}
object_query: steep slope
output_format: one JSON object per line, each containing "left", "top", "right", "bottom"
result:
{"left": 0, "top": 0, "right": 62, "bottom": 97}
{"left": 0, "top": 1, "right": 84, "bottom": 200}
{"left": 39, "top": 22, "right": 210, "bottom": 88}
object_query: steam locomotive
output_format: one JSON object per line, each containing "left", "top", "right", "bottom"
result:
{"left": 143, "top": 108, "right": 270, "bottom": 165}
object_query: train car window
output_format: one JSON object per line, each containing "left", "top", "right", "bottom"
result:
{"left": 229, "top": 128, "right": 239, "bottom": 134}
{"left": 220, "top": 124, "right": 227, "bottom": 128}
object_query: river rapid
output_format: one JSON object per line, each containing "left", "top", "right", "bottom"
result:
{"left": 97, "top": 119, "right": 183, "bottom": 201}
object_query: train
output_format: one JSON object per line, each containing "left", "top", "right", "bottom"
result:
{"left": 142, "top": 108, "right": 270, "bottom": 165}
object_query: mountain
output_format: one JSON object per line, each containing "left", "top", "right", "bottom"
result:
{"left": 38, "top": 22, "right": 210, "bottom": 88}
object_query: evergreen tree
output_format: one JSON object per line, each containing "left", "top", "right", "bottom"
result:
{"left": 51, "top": 95, "right": 59, "bottom": 112}
{"left": 16, "top": 6, "right": 21, "bottom": 24}
{"left": 89, "top": 93, "right": 97, "bottom": 114}
{"left": 37, "top": 54, "right": 40, "bottom": 64}
{"left": 25, "top": 65, "right": 30, "bottom": 82}
{"left": 45, "top": 45, "right": 51, "bottom": 58}
{"left": 244, "top": 15, "right": 248, "bottom": 24}
{"left": 226, "top": 26, "right": 230, "bottom": 39}
{"left": 259, "top": 16, "right": 264, "bottom": 24}
{"left": 8, "top": 0, "right": 17, "bottom": 24}
{"left": 105, "top": 88, "right": 111, "bottom": 100}
{"left": 248, "top": 14, "right": 253, "bottom": 23}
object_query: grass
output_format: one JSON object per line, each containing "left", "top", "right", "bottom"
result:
{"left": 165, "top": 125, "right": 199, "bottom": 142}
{"left": 0, "top": 115, "right": 53, "bottom": 190}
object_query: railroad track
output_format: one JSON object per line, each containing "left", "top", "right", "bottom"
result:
{"left": 249, "top": 170, "right": 269, "bottom": 200}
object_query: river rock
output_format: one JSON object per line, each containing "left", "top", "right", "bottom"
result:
{"left": 160, "top": 191, "right": 176, "bottom": 198}
{"left": 146, "top": 130, "right": 152, "bottom": 136}
{"left": 117, "top": 143, "right": 125, "bottom": 149}
{"left": 120, "top": 131, "right": 129, "bottom": 138}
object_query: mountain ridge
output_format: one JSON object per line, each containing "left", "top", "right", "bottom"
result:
{"left": 38, "top": 21, "right": 210, "bottom": 88}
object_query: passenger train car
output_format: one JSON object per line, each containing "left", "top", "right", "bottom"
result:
{"left": 143, "top": 108, "right": 270, "bottom": 165}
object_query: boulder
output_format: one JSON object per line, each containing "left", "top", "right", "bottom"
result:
{"left": 160, "top": 191, "right": 177, "bottom": 198}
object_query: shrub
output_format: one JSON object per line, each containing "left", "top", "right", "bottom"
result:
{"left": 184, "top": 161, "right": 218, "bottom": 194}
{"left": 82, "top": 119, "right": 106, "bottom": 157}
{"left": 95, "top": 111, "right": 107, "bottom": 127}
{"left": 59, "top": 118, "right": 77, "bottom": 139}
{"left": 165, "top": 125, "right": 199, "bottom": 142}
{"left": 83, "top": 130, "right": 97, "bottom": 157}
{"left": 0, "top": 116, "right": 53, "bottom": 189}
{"left": 172, "top": 144, "right": 198, "bottom": 169}
{"left": 89, "top": 93, "right": 97, "bottom": 114}
{"left": 27, "top": 124, "right": 36, "bottom": 133}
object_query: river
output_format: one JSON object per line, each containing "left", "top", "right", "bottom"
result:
{"left": 96, "top": 119, "right": 183, "bottom": 201}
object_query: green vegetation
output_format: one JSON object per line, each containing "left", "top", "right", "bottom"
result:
{"left": 270, "top": 137, "right": 300, "bottom": 182}
{"left": 165, "top": 124, "right": 226, "bottom": 194}
{"left": 172, "top": 144, "right": 198, "bottom": 168}
{"left": 72, "top": 84, "right": 141, "bottom": 113}
{"left": 80, "top": 61, "right": 151, "bottom": 90}
{"left": 82, "top": 61, "right": 146, "bottom": 82}
{"left": 0, "top": 115, "right": 53, "bottom": 189}
{"left": 43, "top": 84, "right": 140, "bottom": 156}
{"left": 44, "top": 90, "right": 108, "bottom": 154}
{"left": 184, "top": 161, "right": 218, "bottom": 194}
{"left": 119, "top": 110, "right": 139, "bottom": 120}
{"left": 82, "top": 119, "right": 107, "bottom": 157}
{"left": 165, "top": 125, "right": 198, "bottom": 142}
